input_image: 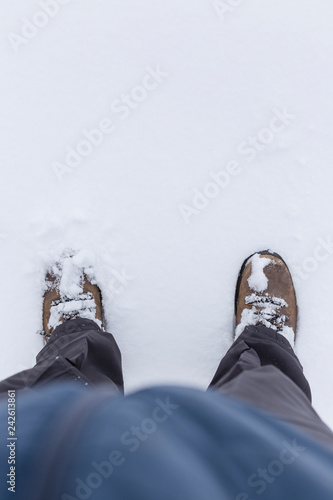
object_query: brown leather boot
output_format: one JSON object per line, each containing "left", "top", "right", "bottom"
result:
{"left": 235, "top": 251, "right": 297, "bottom": 345}
{"left": 42, "top": 264, "right": 104, "bottom": 342}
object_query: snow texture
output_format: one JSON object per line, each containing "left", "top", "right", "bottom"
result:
{"left": 247, "top": 254, "right": 275, "bottom": 292}
{"left": 46, "top": 253, "right": 103, "bottom": 330}
{"left": 48, "top": 294, "right": 100, "bottom": 331}
{"left": 0, "top": 0, "right": 333, "bottom": 429}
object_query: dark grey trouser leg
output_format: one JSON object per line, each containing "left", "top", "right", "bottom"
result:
{"left": 0, "top": 319, "right": 124, "bottom": 394}
{"left": 209, "top": 325, "right": 311, "bottom": 399}
{"left": 209, "top": 325, "right": 333, "bottom": 448}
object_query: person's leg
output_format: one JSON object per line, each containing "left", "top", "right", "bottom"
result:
{"left": 209, "top": 324, "right": 311, "bottom": 399}
{"left": 209, "top": 325, "right": 333, "bottom": 446}
{"left": 209, "top": 251, "right": 333, "bottom": 447}
{"left": 0, "top": 318, "right": 124, "bottom": 394}
{"left": 0, "top": 255, "right": 124, "bottom": 395}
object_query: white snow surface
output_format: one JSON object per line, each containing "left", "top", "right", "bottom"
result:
{"left": 1, "top": 1, "right": 333, "bottom": 428}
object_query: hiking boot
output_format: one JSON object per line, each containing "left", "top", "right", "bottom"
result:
{"left": 235, "top": 251, "right": 297, "bottom": 345}
{"left": 42, "top": 260, "right": 104, "bottom": 342}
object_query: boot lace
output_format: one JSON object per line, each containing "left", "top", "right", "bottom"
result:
{"left": 245, "top": 293, "right": 289, "bottom": 332}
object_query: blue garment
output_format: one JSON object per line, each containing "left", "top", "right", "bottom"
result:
{"left": 0, "top": 384, "right": 332, "bottom": 500}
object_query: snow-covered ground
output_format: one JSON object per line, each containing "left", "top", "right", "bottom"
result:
{"left": 1, "top": 0, "right": 333, "bottom": 428}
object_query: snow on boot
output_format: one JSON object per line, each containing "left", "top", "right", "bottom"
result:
{"left": 42, "top": 256, "right": 104, "bottom": 342}
{"left": 235, "top": 251, "right": 297, "bottom": 346}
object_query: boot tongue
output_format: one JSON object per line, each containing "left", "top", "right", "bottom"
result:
{"left": 236, "top": 291, "right": 295, "bottom": 347}
{"left": 245, "top": 293, "right": 289, "bottom": 329}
